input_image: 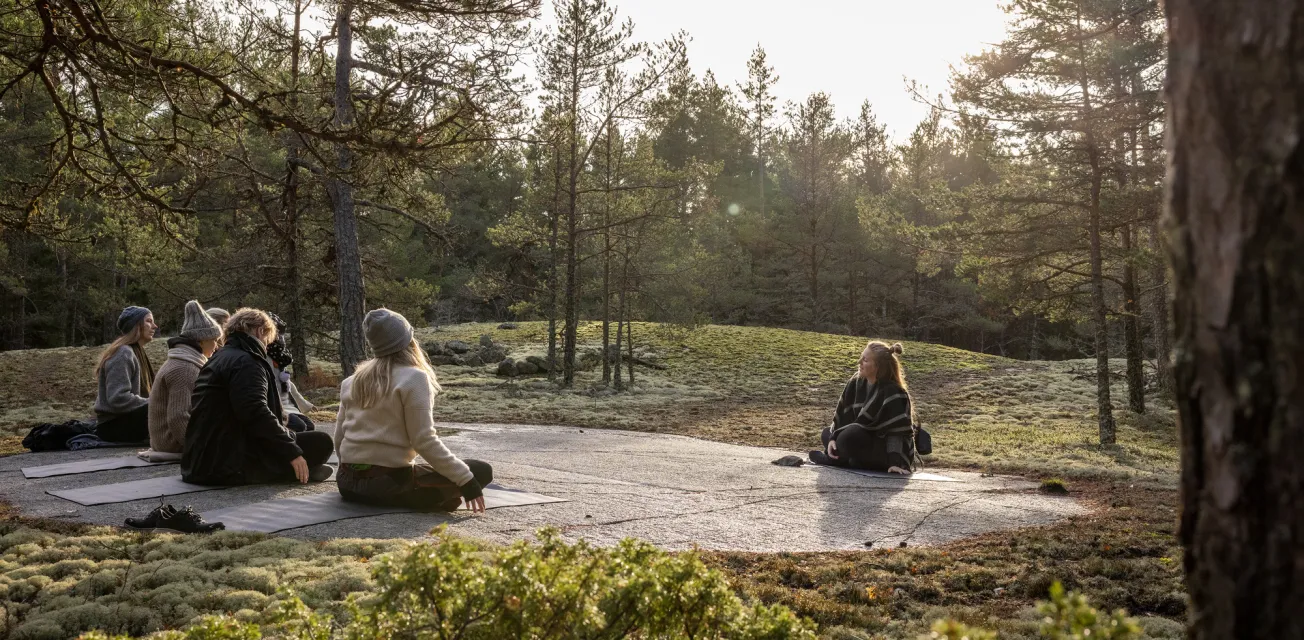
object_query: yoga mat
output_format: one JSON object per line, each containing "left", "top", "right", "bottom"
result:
{"left": 26, "top": 453, "right": 334, "bottom": 480}
{"left": 48, "top": 475, "right": 226, "bottom": 506}
{"left": 806, "top": 463, "right": 961, "bottom": 482}
{"left": 23, "top": 455, "right": 175, "bottom": 479}
{"left": 203, "top": 484, "right": 569, "bottom": 533}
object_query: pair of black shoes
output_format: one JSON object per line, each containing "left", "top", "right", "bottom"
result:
{"left": 125, "top": 504, "right": 224, "bottom": 533}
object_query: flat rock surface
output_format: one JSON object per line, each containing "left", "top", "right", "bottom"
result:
{"left": 0, "top": 424, "right": 1086, "bottom": 551}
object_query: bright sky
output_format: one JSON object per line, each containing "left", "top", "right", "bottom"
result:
{"left": 586, "top": 0, "right": 1012, "bottom": 140}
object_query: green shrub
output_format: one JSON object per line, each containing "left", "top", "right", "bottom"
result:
{"left": 1036, "top": 581, "right": 1140, "bottom": 639}
{"left": 929, "top": 581, "right": 1140, "bottom": 640}
{"left": 79, "top": 527, "right": 814, "bottom": 640}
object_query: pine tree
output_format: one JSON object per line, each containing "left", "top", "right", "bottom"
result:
{"left": 738, "top": 46, "right": 779, "bottom": 218}
{"left": 952, "top": 0, "right": 1164, "bottom": 444}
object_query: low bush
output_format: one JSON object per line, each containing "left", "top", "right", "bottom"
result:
{"left": 77, "top": 527, "right": 815, "bottom": 639}
{"left": 929, "top": 581, "right": 1141, "bottom": 640}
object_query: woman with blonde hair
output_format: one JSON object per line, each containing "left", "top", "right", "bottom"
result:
{"left": 93, "top": 306, "right": 159, "bottom": 443}
{"left": 182, "top": 308, "right": 334, "bottom": 485}
{"left": 809, "top": 341, "right": 917, "bottom": 474}
{"left": 335, "top": 308, "right": 492, "bottom": 513}
{"left": 142, "top": 301, "right": 223, "bottom": 459}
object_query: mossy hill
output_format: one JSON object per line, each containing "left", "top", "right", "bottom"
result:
{"left": 0, "top": 322, "right": 1177, "bottom": 483}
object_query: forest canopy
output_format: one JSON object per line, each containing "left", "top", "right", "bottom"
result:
{"left": 0, "top": 0, "right": 1168, "bottom": 425}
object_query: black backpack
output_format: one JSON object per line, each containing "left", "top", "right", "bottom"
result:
{"left": 22, "top": 419, "right": 96, "bottom": 452}
{"left": 914, "top": 425, "right": 933, "bottom": 456}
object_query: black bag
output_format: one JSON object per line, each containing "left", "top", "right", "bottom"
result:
{"left": 914, "top": 425, "right": 933, "bottom": 456}
{"left": 22, "top": 419, "right": 96, "bottom": 452}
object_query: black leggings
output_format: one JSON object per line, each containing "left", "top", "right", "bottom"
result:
{"left": 821, "top": 425, "right": 891, "bottom": 471}
{"left": 338, "top": 460, "right": 494, "bottom": 511}
{"left": 96, "top": 404, "right": 150, "bottom": 444}
{"left": 243, "top": 430, "right": 334, "bottom": 484}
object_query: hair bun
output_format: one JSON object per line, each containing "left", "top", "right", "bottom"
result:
{"left": 890, "top": 343, "right": 904, "bottom": 355}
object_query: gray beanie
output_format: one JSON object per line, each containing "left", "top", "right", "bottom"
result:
{"left": 117, "top": 306, "right": 151, "bottom": 334}
{"left": 363, "top": 308, "right": 414, "bottom": 357}
{"left": 180, "top": 300, "right": 223, "bottom": 342}
{"left": 205, "top": 307, "right": 231, "bottom": 326}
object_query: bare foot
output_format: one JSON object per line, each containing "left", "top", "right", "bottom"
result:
{"left": 887, "top": 466, "right": 911, "bottom": 475}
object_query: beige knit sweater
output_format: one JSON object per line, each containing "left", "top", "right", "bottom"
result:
{"left": 147, "top": 345, "right": 207, "bottom": 453}
{"left": 334, "top": 365, "right": 473, "bottom": 486}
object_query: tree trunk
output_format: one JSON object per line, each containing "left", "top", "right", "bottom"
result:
{"left": 286, "top": 0, "right": 309, "bottom": 383}
{"left": 1122, "top": 224, "right": 1146, "bottom": 413}
{"left": 613, "top": 254, "right": 627, "bottom": 391}
{"left": 561, "top": 32, "right": 582, "bottom": 388}
{"left": 547, "top": 136, "right": 562, "bottom": 382}
{"left": 1166, "top": 1, "right": 1304, "bottom": 637}
{"left": 1147, "top": 220, "right": 1175, "bottom": 400}
{"left": 601, "top": 129, "right": 613, "bottom": 386}
{"left": 626, "top": 314, "right": 634, "bottom": 388}
{"left": 332, "top": 0, "right": 367, "bottom": 376}
{"left": 1079, "top": 41, "right": 1116, "bottom": 445}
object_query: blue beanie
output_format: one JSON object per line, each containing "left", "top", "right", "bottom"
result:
{"left": 117, "top": 306, "right": 151, "bottom": 334}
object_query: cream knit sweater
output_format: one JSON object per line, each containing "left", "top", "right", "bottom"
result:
{"left": 147, "top": 345, "right": 207, "bottom": 453}
{"left": 334, "top": 365, "right": 473, "bottom": 486}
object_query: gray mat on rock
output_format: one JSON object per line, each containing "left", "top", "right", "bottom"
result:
{"left": 24, "top": 453, "right": 336, "bottom": 481}
{"left": 806, "top": 463, "right": 961, "bottom": 482}
{"left": 48, "top": 471, "right": 341, "bottom": 506}
{"left": 202, "top": 484, "right": 568, "bottom": 533}
{"left": 48, "top": 475, "right": 226, "bottom": 505}
{"left": 23, "top": 455, "right": 173, "bottom": 479}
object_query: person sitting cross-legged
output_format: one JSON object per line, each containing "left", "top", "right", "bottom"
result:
{"left": 93, "top": 306, "right": 159, "bottom": 444}
{"left": 142, "top": 301, "right": 223, "bottom": 460}
{"left": 182, "top": 308, "right": 334, "bottom": 486}
{"left": 809, "top": 341, "right": 917, "bottom": 475}
{"left": 335, "top": 308, "right": 493, "bottom": 513}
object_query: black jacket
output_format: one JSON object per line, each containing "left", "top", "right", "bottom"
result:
{"left": 181, "top": 331, "right": 302, "bottom": 485}
{"left": 829, "top": 377, "right": 915, "bottom": 470}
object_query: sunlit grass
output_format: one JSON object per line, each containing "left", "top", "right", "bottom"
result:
{"left": 0, "top": 322, "right": 1177, "bottom": 484}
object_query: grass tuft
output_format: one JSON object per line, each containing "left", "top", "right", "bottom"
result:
{"left": 1040, "top": 478, "right": 1070, "bottom": 494}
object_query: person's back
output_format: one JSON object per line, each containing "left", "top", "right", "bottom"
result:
{"left": 181, "top": 313, "right": 327, "bottom": 486}
{"left": 334, "top": 308, "right": 491, "bottom": 512}
{"left": 337, "top": 365, "right": 459, "bottom": 470}
{"left": 147, "top": 341, "right": 205, "bottom": 453}
{"left": 146, "top": 301, "right": 222, "bottom": 455}
{"left": 182, "top": 338, "right": 262, "bottom": 483}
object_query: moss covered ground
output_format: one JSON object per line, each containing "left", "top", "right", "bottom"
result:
{"left": 0, "top": 322, "right": 1182, "bottom": 638}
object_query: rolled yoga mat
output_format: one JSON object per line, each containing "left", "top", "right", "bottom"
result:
{"left": 23, "top": 455, "right": 175, "bottom": 479}
{"left": 202, "top": 484, "right": 569, "bottom": 533}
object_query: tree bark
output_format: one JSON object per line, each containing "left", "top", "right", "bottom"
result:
{"left": 561, "top": 26, "right": 582, "bottom": 388}
{"left": 547, "top": 138, "right": 561, "bottom": 382}
{"left": 285, "top": 0, "right": 309, "bottom": 383}
{"left": 1166, "top": 0, "right": 1304, "bottom": 637}
{"left": 1079, "top": 32, "right": 1116, "bottom": 445}
{"left": 331, "top": 0, "right": 367, "bottom": 376}
{"left": 613, "top": 253, "right": 627, "bottom": 391}
{"left": 1122, "top": 224, "right": 1146, "bottom": 413}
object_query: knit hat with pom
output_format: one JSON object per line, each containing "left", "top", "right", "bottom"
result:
{"left": 180, "top": 300, "right": 223, "bottom": 341}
